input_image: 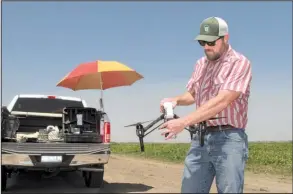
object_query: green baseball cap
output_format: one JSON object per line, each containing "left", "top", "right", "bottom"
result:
{"left": 195, "top": 17, "right": 229, "bottom": 42}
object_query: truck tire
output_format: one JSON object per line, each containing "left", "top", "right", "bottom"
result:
{"left": 83, "top": 165, "right": 104, "bottom": 188}
{"left": 2, "top": 166, "right": 7, "bottom": 191}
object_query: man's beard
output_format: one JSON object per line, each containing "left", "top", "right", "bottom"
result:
{"left": 205, "top": 43, "right": 227, "bottom": 61}
{"left": 205, "top": 50, "right": 221, "bottom": 61}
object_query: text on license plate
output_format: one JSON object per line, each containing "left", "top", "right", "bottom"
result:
{"left": 41, "top": 156, "right": 62, "bottom": 163}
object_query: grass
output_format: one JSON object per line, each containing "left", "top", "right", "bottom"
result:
{"left": 110, "top": 141, "right": 292, "bottom": 177}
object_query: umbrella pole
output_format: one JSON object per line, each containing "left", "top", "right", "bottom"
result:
{"left": 99, "top": 72, "right": 104, "bottom": 112}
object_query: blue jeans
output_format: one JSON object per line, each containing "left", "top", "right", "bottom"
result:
{"left": 181, "top": 128, "right": 249, "bottom": 193}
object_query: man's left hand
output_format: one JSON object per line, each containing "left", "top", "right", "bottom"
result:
{"left": 159, "top": 119, "right": 187, "bottom": 140}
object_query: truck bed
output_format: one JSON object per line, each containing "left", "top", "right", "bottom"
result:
{"left": 13, "top": 114, "right": 63, "bottom": 133}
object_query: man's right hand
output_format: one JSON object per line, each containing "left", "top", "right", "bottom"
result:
{"left": 160, "top": 98, "right": 177, "bottom": 113}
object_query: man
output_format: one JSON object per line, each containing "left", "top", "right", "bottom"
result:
{"left": 159, "top": 16, "right": 252, "bottom": 193}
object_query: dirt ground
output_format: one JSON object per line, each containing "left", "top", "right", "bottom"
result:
{"left": 4, "top": 154, "right": 292, "bottom": 193}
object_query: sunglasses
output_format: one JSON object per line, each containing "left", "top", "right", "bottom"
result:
{"left": 198, "top": 36, "right": 223, "bottom": 47}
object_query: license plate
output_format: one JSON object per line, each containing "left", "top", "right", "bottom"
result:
{"left": 41, "top": 156, "right": 62, "bottom": 163}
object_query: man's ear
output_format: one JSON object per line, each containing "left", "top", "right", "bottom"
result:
{"left": 224, "top": 34, "right": 229, "bottom": 43}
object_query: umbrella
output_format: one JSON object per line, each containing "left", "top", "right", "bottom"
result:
{"left": 56, "top": 60, "right": 143, "bottom": 110}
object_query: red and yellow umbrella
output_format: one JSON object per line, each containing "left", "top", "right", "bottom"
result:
{"left": 57, "top": 60, "right": 143, "bottom": 110}
{"left": 56, "top": 60, "right": 143, "bottom": 91}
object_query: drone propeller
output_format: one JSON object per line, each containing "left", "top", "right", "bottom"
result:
{"left": 124, "top": 119, "right": 155, "bottom": 127}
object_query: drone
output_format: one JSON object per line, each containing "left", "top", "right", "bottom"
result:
{"left": 124, "top": 105, "right": 225, "bottom": 152}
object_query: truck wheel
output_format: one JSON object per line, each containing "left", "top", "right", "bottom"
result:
{"left": 2, "top": 166, "right": 7, "bottom": 191}
{"left": 83, "top": 165, "right": 104, "bottom": 188}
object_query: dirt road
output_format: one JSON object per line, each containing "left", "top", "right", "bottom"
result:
{"left": 4, "top": 154, "right": 292, "bottom": 193}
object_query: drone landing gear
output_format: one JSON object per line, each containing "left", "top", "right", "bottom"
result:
{"left": 135, "top": 124, "right": 146, "bottom": 152}
{"left": 131, "top": 114, "right": 165, "bottom": 152}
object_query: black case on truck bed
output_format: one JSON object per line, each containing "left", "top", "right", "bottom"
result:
{"left": 63, "top": 107, "right": 103, "bottom": 143}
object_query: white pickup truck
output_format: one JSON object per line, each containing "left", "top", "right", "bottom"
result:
{"left": 1, "top": 94, "right": 111, "bottom": 191}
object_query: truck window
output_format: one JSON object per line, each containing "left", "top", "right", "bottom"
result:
{"left": 11, "top": 98, "right": 84, "bottom": 113}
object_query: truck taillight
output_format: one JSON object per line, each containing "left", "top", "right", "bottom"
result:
{"left": 47, "top": 96, "right": 56, "bottom": 99}
{"left": 103, "top": 122, "right": 111, "bottom": 143}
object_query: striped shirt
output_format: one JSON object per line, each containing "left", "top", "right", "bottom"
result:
{"left": 186, "top": 45, "right": 252, "bottom": 129}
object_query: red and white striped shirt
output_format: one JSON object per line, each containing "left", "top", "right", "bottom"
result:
{"left": 186, "top": 45, "right": 252, "bottom": 129}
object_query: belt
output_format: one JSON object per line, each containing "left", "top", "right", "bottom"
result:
{"left": 205, "top": 125, "right": 234, "bottom": 132}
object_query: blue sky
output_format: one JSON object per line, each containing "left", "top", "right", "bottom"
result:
{"left": 2, "top": 2, "right": 292, "bottom": 142}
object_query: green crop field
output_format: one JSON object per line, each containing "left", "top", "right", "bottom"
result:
{"left": 111, "top": 141, "right": 292, "bottom": 177}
